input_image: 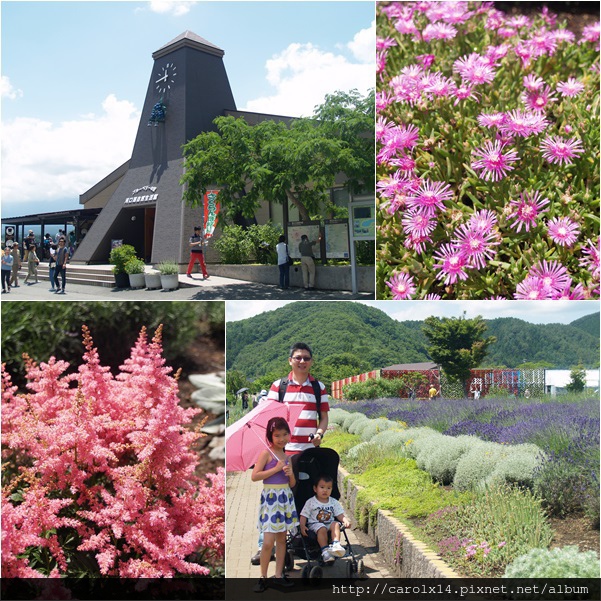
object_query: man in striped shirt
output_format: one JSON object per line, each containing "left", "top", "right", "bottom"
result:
{"left": 251, "top": 342, "right": 329, "bottom": 565}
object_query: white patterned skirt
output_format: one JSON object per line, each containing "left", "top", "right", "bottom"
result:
{"left": 257, "top": 484, "right": 299, "bottom": 533}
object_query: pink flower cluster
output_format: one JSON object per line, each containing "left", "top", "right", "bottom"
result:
{"left": 2, "top": 326, "right": 225, "bottom": 578}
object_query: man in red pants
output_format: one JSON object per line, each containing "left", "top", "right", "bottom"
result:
{"left": 186, "top": 226, "right": 209, "bottom": 279}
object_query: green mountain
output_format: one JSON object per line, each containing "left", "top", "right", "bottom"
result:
{"left": 227, "top": 304, "right": 600, "bottom": 382}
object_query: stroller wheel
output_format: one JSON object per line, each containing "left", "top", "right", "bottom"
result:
{"left": 346, "top": 560, "right": 354, "bottom": 579}
{"left": 285, "top": 550, "right": 295, "bottom": 572}
{"left": 309, "top": 565, "right": 323, "bottom": 584}
{"left": 301, "top": 564, "right": 311, "bottom": 582}
{"left": 357, "top": 559, "right": 366, "bottom": 579}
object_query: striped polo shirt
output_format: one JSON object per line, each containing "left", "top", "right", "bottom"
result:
{"left": 267, "top": 373, "right": 329, "bottom": 453}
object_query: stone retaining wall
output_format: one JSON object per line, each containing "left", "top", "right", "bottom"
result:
{"left": 208, "top": 264, "right": 375, "bottom": 292}
{"left": 338, "top": 467, "right": 459, "bottom": 578}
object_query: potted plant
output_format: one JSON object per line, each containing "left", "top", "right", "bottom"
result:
{"left": 158, "top": 260, "right": 179, "bottom": 290}
{"left": 109, "top": 244, "right": 137, "bottom": 288}
{"left": 144, "top": 268, "right": 162, "bottom": 290}
{"left": 125, "top": 257, "right": 146, "bottom": 289}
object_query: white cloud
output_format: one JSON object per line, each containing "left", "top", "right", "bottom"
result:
{"left": 1, "top": 76, "right": 23, "bottom": 100}
{"left": 148, "top": 1, "right": 197, "bottom": 17}
{"left": 348, "top": 20, "right": 376, "bottom": 63}
{"left": 226, "top": 301, "right": 294, "bottom": 322}
{"left": 1, "top": 94, "right": 140, "bottom": 205}
{"left": 242, "top": 33, "right": 375, "bottom": 118}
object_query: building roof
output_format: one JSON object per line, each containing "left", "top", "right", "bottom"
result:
{"left": 1, "top": 208, "right": 102, "bottom": 225}
{"left": 153, "top": 30, "right": 224, "bottom": 60}
{"left": 382, "top": 362, "right": 439, "bottom": 372}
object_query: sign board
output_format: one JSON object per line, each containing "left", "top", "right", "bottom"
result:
{"left": 351, "top": 205, "right": 375, "bottom": 240}
{"left": 287, "top": 221, "right": 321, "bottom": 259}
{"left": 324, "top": 220, "right": 350, "bottom": 259}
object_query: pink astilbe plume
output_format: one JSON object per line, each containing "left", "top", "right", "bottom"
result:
{"left": 1, "top": 326, "right": 224, "bottom": 578}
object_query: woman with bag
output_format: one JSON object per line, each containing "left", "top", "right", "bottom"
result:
{"left": 275, "top": 234, "right": 291, "bottom": 290}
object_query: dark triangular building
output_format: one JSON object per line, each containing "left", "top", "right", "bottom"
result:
{"left": 74, "top": 31, "right": 236, "bottom": 264}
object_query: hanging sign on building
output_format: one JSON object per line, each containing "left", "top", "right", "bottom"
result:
{"left": 204, "top": 190, "right": 220, "bottom": 239}
{"left": 124, "top": 186, "right": 158, "bottom": 205}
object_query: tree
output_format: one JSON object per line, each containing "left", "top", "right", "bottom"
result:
{"left": 566, "top": 365, "right": 587, "bottom": 393}
{"left": 422, "top": 313, "right": 496, "bottom": 396}
{"left": 180, "top": 89, "right": 374, "bottom": 222}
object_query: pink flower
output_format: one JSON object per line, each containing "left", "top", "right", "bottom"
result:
{"left": 530, "top": 260, "right": 572, "bottom": 292}
{"left": 500, "top": 109, "right": 549, "bottom": 137}
{"left": 453, "top": 223, "right": 499, "bottom": 270}
{"left": 472, "top": 140, "right": 519, "bottom": 182}
{"left": 540, "top": 135, "right": 584, "bottom": 166}
{"left": 580, "top": 22, "right": 600, "bottom": 46}
{"left": 402, "top": 210, "right": 436, "bottom": 238}
{"left": 406, "top": 179, "right": 453, "bottom": 216}
{"left": 386, "top": 272, "right": 416, "bottom": 300}
{"left": 422, "top": 23, "right": 457, "bottom": 42}
{"left": 433, "top": 243, "right": 471, "bottom": 285}
{"left": 469, "top": 210, "right": 498, "bottom": 233}
{"left": 547, "top": 216, "right": 580, "bottom": 247}
{"left": 415, "top": 53, "right": 436, "bottom": 69}
{"left": 453, "top": 53, "right": 496, "bottom": 85}
{"left": 477, "top": 112, "right": 506, "bottom": 129}
{"left": 556, "top": 78, "right": 585, "bottom": 98}
{"left": 508, "top": 190, "right": 550, "bottom": 232}
{"left": 422, "top": 72, "right": 456, "bottom": 97}
{"left": 523, "top": 74, "right": 545, "bottom": 91}
{"left": 521, "top": 85, "right": 556, "bottom": 112}
{"left": 514, "top": 276, "right": 552, "bottom": 300}
{"left": 579, "top": 238, "right": 600, "bottom": 280}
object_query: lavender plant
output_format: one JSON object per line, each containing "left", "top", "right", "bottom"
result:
{"left": 377, "top": 2, "right": 600, "bottom": 299}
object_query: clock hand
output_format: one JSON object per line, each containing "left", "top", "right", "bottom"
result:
{"left": 155, "top": 73, "right": 168, "bottom": 83}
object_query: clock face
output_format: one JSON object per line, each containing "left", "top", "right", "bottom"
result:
{"left": 155, "top": 62, "right": 177, "bottom": 95}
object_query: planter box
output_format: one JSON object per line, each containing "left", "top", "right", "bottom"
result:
{"left": 208, "top": 264, "right": 375, "bottom": 293}
{"left": 144, "top": 271, "right": 161, "bottom": 290}
{"left": 114, "top": 272, "right": 129, "bottom": 288}
{"left": 160, "top": 274, "right": 179, "bottom": 290}
{"left": 128, "top": 273, "right": 145, "bottom": 289}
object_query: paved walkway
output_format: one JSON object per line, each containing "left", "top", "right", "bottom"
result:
{"left": 1, "top": 274, "right": 373, "bottom": 301}
{"left": 226, "top": 471, "right": 392, "bottom": 580}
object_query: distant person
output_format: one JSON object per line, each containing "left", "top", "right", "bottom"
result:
{"left": 53, "top": 238, "right": 69, "bottom": 294}
{"left": 299, "top": 233, "right": 321, "bottom": 290}
{"left": 241, "top": 391, "right": 249, "bottom": 410}
{"left": 524, "top": 388, "right": 531, "bottom": 399}
{"left": 43, "top": 234, "right": 52, "bottom": 259}
{"left": 48, "top": 243, "right": 57, "bottom": 292}
{"left": 428, "top": 385, "right": 438, "bottom": 400}
{"left": 2, "top": 246, "right": 14, "bottom": 293}
{"left": 23, "top": 230, "right": 36, "bottom": 261}
{"left": 68, "top": 230, "right": 76, "bottom": 256}
{"left": 186, "top": 225, "right": 209, "bottom": 279}
{"left": 24, "top": 243, "right": 39, "bottom": 285}
{"left": 9, "top": 244, "right": 21, "bottom": 288}
{"left": 275, "top": 234, "right": 291, "bottom": 290}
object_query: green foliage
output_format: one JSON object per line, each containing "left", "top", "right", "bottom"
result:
{"left": 342, "top": 375, "right": 427, "bottom": 401}
{"left": 566, "top": 365, "right": 587, "bottom": 393}
{"left": 341, "top": 411, "right": 367, "bottom": 432}
{"left": 423, "top": 313, "right": 496, "bottom": 392}
{"left": 109, "top": 244, "right": 137, "bottom": 275}
{"left": 355, "top": 240, "right": 375, "bottom": 266}
{"left": 157, "top": 260, "right": 179, "bottom": 275}
{"left": 213, "top": 225, "right": 254, "bottom": 264}
{"left": 453, "top": 442, "right": 545, "bottom": 491}
{"left": 415, "top": 435, "right": 480, "bottom": 485}
{"left": 226, "top": 369, "right": 250, "bottom": 399}
{"left": 246, "top": 223, "right": 283, "bottom": 265}
{"left": 347, "top": 414, "right": 371, "bottom": 436}
{"left": 424, "top": 485, "right": 553, "bottom": 577}
{"left": 358, "top": 417, "right": 399, "bottom": 442}
{"left": 181, "top": 90, "right": 374, "bottom": 222}
{"left": 321, "top": 430, "right": 361, "bottom": 456}
{"left": 503, "top": 546, "right": 601, "bottom": 579}
{"left": 124, "top": 257, "right": 145, "bottom": 275}
{"left": 328, "top": 408, "right": 351, "bottom": 426}
{"left": 1, "top": 302, "right": 223, "bottom": 385}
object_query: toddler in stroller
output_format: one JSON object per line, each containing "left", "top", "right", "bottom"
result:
{"left": 288, "top": 447, "right": 365, "bottom": 581}
{"left": 300, "top": 474, "right": 349, "bottom": 563}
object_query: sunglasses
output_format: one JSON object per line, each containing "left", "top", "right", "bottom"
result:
{"left": 291, "top": 355, "right": 312, "bottom": 362}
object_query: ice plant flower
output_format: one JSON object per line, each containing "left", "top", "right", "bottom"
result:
{"left": 547, "top": 216, "right": 580, "bottom": 247}
{"left": 530, "top": 259, "right": 572, "bottom": 292}
{"left": 433, "top": 243, "right": 471, "bottom": 285}
{"left": 453, "top": 223, "right": 499, "bottom": 269}
{"left": 507, "top": 191, "right": 550, "bottom": 232}
{"left": 453, "top": 53, "right": 496, "bottom": 85}
{"left": 386, "top": 272, "right": 416, "bottom": 300}
{"left": 500, "top": 109, "right": 549, "bottom": 137}
{"left": 540, "top": 135, "right": 584, "bottom": 166}
{"left": 471, "top": 140, "right": 519, "bottom": 182}
{"left": 406, "top": 179, "right": 453, "bottom": 216}
{"left": 521, "top": 84, "right": 556, "bottom": 112}
{"left": 556, "top": 77, "right": 585, "bottom": 97}
{"left": 514, "top": 276, "right": 552, "bottom": 300}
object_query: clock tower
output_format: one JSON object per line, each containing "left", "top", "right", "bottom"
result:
{"left": 74, "top": 31, "right": 236, "bottom": 265}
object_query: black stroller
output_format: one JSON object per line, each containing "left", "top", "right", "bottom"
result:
{"left": 284, "top": 447, "right": 365, "bottom": 583}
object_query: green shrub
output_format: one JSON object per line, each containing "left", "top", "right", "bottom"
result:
{"left": 370, "top": 429, "right": 409, "bottom": 451}
{"left": 342, "top": 378, "right": 409, "bottom": 401}
{"left": 503, "top": 546, "right": 601, "bottom": 579}
{"left": 395, "top": 427, "right": 442, "bottom": 459}
{"left": 246, "top": 223, "right": 283, "bottom": 264}
{"left": 214, "top": 225, "right": 254, "bottom": 264}
{"left": 341, "top": 412, "right": 368, "bottom": 431}
{"left": 157, "top": 260, "right": 179, "bottom": 275}
{"left": 453, "top": 442, "right": 544, "bottom": 491}
{"left": 416, "top": 435, "right": 481, "bottom": 485}
{"left": 347, "top": 414, "right": 371, "bottom": 436}
{"left": 109, "top": 244, "right": 137, "bottom": 275}
{"left": 359, "top": 417, "right": 399, "bottom": 441}
{"left": 322, "top": 429, "right": 362, "bottom": 456}
{"left": 328, "top": 408, "right": 350, "bottom": 426}
{"left": 124, "top": 257, "right": 145, "bottom": 274}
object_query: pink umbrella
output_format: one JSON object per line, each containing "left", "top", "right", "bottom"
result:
{"left": 225, "top": 399, "right": 304, "bottom": 472}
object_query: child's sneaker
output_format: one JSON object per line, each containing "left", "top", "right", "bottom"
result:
{"left": 321, "top": 548, "right": 335, "bottom": 564}
{"left": 329, "top": 540, "right": 345, "bottom": 557}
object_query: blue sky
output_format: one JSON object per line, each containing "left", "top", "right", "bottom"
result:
{"left": 225, "top": 300, "right": 601, "bottom": 325}
{"left": 1, "top": 0, "right": 374, "bottom": 217}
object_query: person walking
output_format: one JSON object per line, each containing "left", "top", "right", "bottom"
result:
{"left": 275, "top": 235, "right": 291, "bottom": 289}
{"left": 299, "top": 233, "right": 321, "bottom": 290}
{"left": 2, "top": 246, "right": 14, "bottom": 293}
{"left": 9, "top": 243, "right": 21, "bottom": 288}
{"left": 53, "top": 238, "right": 69, "bottom": 294}
{"left": 48, "top": 243, "right": 57, "bottom": 292}
{"left": 24, "top": 244, "right": 40, "bottom": 285}
{"left": 23, "top": 230, "right": 36, "bottom": 262}
{"left": 186, "top": 226, "right": 209, "bottom": 279}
